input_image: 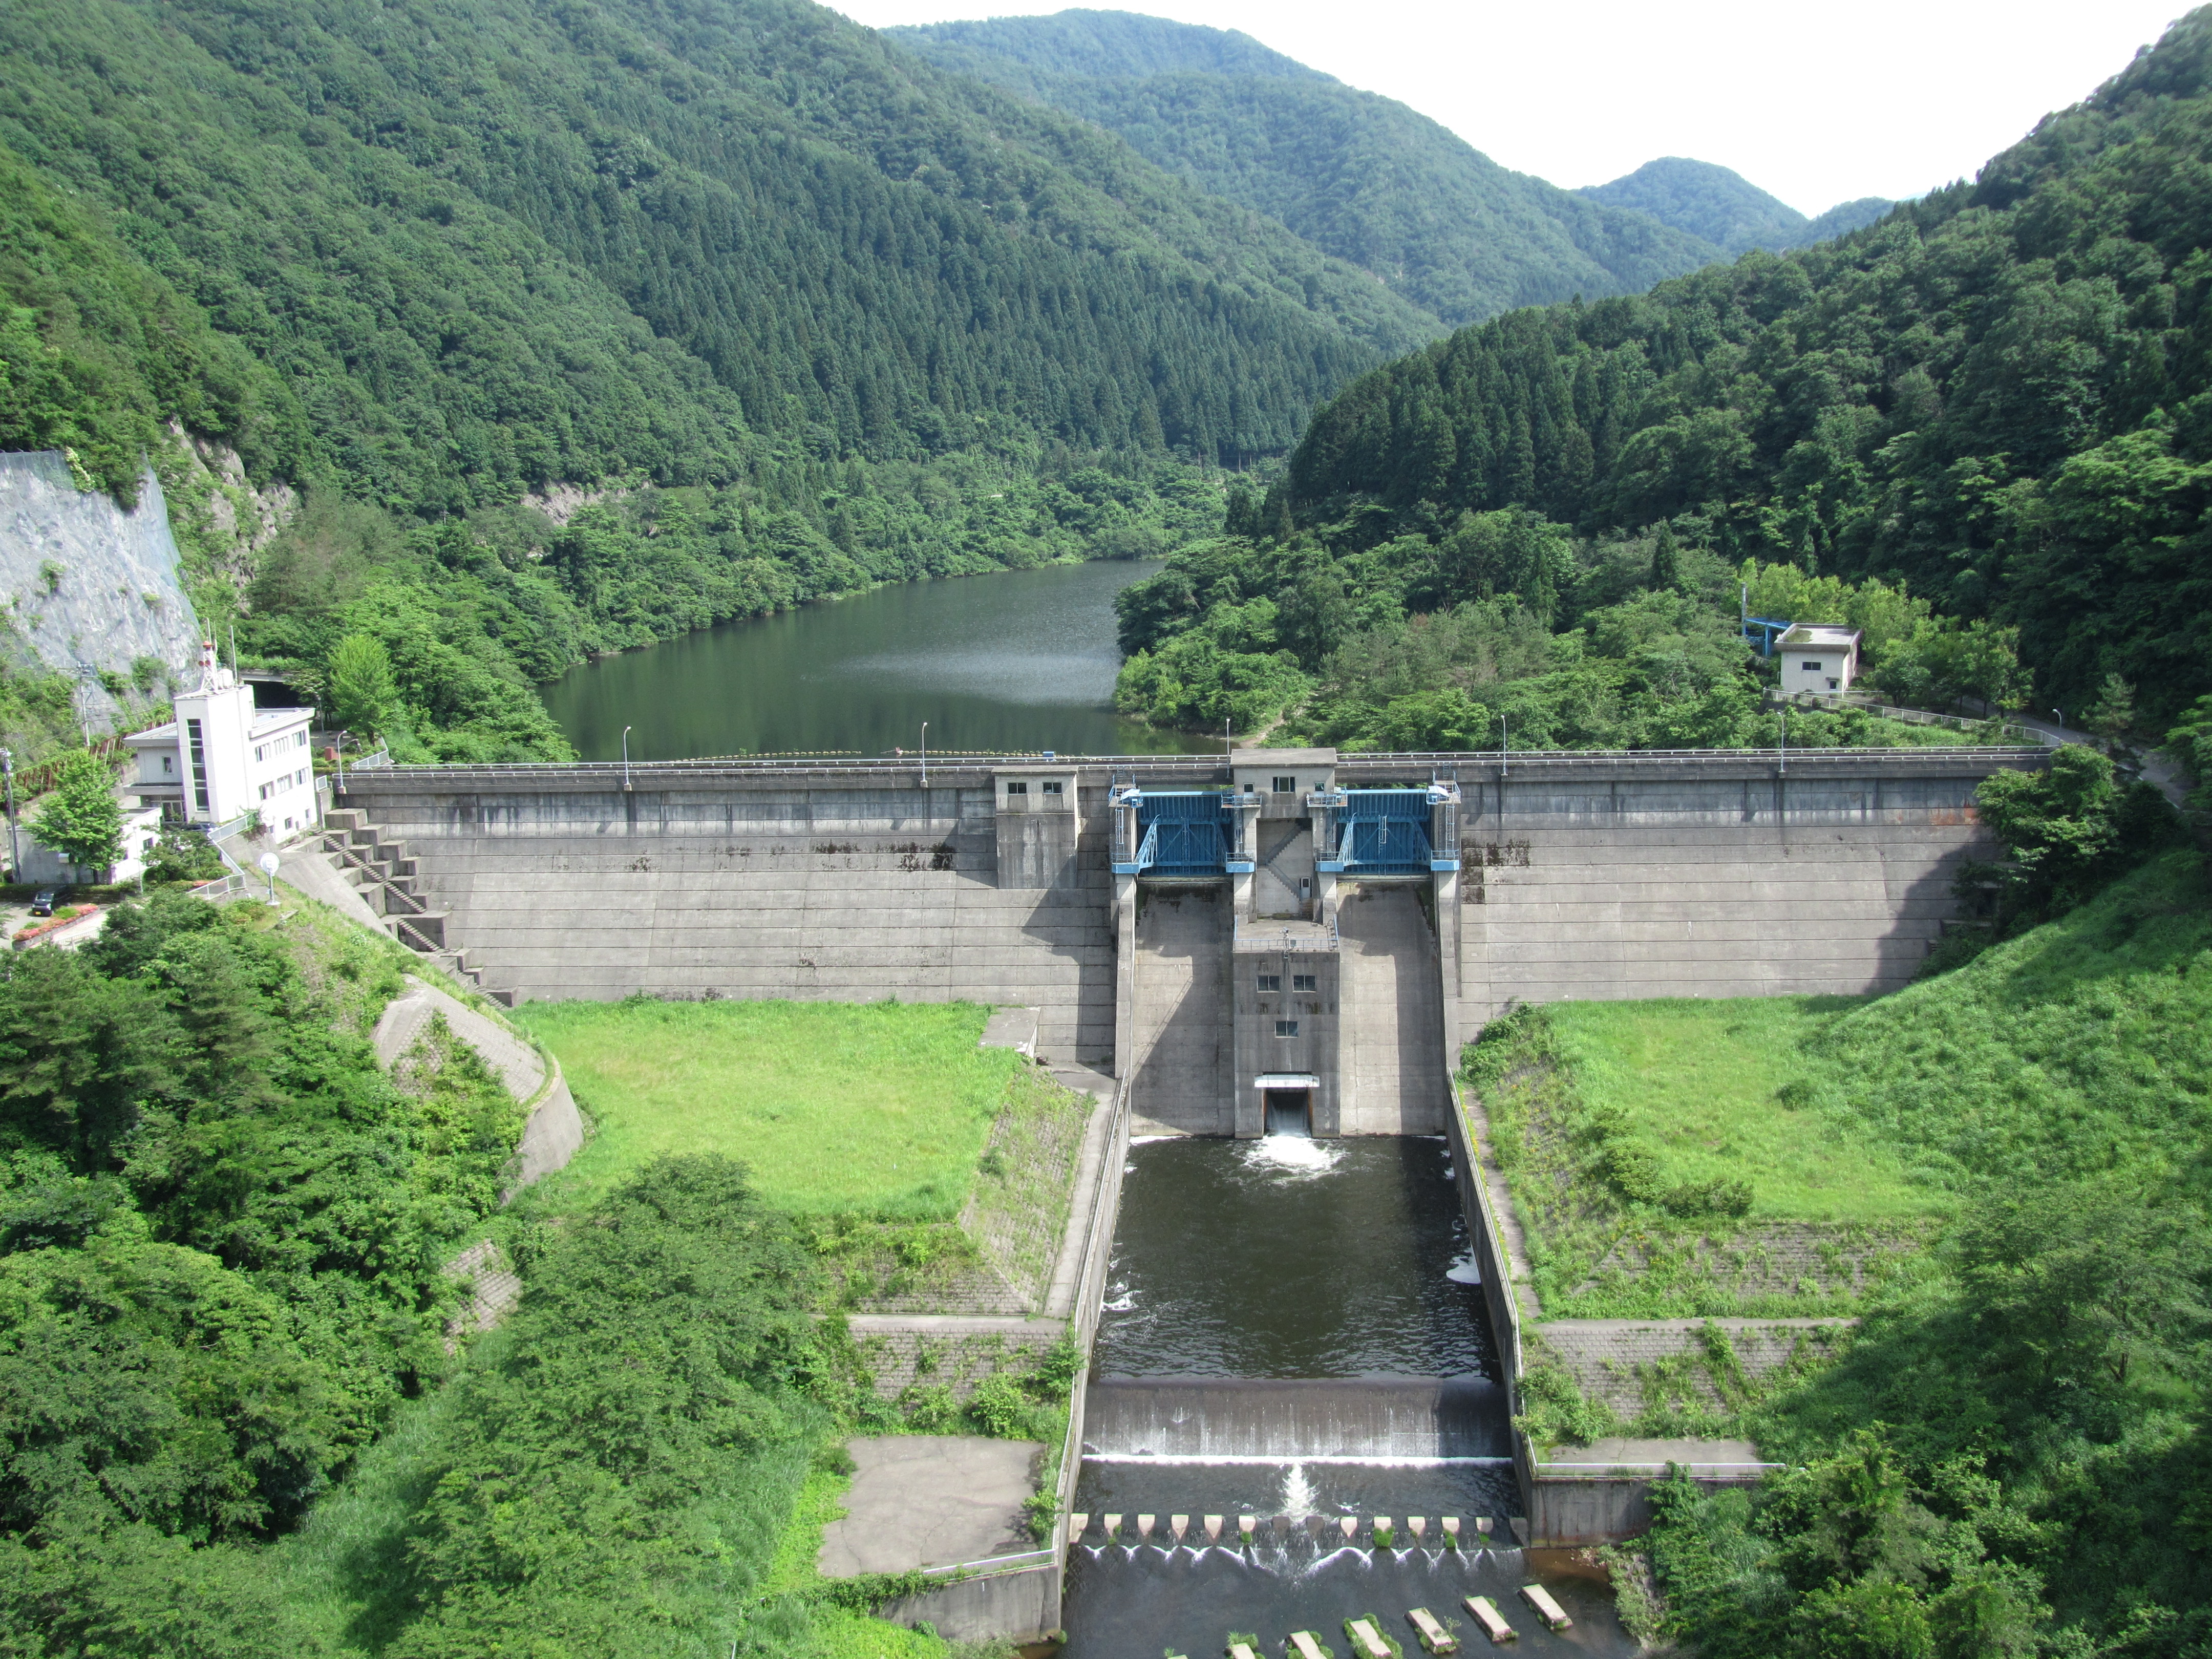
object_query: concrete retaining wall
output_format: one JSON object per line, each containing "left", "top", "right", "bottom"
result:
{"left": 338, "top": 751, "right": 2022, "bottom": 1082}
{"left": 337, "top": 775, "right": 1117, "bottom": 1065}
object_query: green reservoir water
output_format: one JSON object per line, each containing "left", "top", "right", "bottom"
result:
{"left": 541, "top": 559, "right": 1214, "bottom": 761}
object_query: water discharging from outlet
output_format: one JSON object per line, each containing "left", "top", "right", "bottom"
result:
{"left": 1067, "top": 1136, "right": 1634, "bottom": 1655}
{"left": 1096, "top": 1137, "right": 1494, "bottom": 1378}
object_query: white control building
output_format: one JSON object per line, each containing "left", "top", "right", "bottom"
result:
{"left": 125, "top": 645, "right": 321, "bottom": 834}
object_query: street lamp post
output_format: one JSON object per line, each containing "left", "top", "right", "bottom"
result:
{"left": 919, "top": 722, "right": 928, "bottom": 789}
{"left": 621, "top": 726, "right": 632, "bottom": 792}
{"left": 0, "top": 750, "right": 17, "bottom": 883}
{"left": 1498, "top": 714, "right": 1508, "bottom": 778}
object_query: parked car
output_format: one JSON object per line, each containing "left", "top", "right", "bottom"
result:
{"left": 28, "top": 889, "right": 57, "bottom": 917}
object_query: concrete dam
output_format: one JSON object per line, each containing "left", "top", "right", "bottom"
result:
{"left": 331, "top": 743, "right": 2041, "bottom": 1135}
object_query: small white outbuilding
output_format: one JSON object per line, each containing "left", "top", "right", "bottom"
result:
{"left": 1776, "top": 623, "right": 1861, "bottom": 696}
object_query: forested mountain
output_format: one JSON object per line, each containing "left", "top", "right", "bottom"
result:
{"left": 886, "top": 10, "right": 1735, "bottom": 326}
{"left": 3, "top": 0, "right": 1443, "bottom": 499}
{"left": 1273, "top": 9, "right": 2212, "bottom": 727}
{"left": 1579, "top": 157, "right": 1896, "bottom": 254}
{"left": 0, "top": 0, "right": 1475, "bottom": 759}
{"left": 890, "top": 7, "right": 1329, "bottom": 84}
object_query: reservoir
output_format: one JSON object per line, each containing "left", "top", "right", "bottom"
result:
{"left": 540, "top": 558, "right": 1215, "bottom": 761}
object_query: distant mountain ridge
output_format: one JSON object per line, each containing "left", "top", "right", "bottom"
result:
{"left": 1579, "top": 157, "right": 1896, "bottom": 254}
{"left": 898, "top": 9, "right": 1329, "bottom": 84}
{"left": 887, "top": 10, "right": 1731, "bottom": 326}
{"left": 888, "top": 10, "right": 1893, "bottom": 327}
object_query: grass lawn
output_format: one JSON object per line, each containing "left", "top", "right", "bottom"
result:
{"left": 1542, "top": 996, "right": 1947, "bottom": 1224}
{"left": 516, "top": 998, "right": 1022, "bottom": 1218}
{"left": 1467, "top": 851, "right": 2212, "bottom": 1323}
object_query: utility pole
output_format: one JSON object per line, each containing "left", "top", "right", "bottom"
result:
{"left": 0, "top": 750, "right": 17, "bottom": 883}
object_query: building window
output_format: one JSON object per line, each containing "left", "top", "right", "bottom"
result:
{"left": 1293, "top": 973, "right": 1316, "bottom": 992}
{"left": 1257, "top": 973, "right": 1281, "bottom": 991}
{"left": 1271, "top": 775, "right": 1296, "bottom": 794}
{"left": 1274, "top": 1019, "right": 1299, "bottom": 1038}
{"left": 1041, "top": 780, "right": 1063, "bottom": 796}
{"left": 1827, "top": 679, "right": 1840, "bottom": 691}
{"left": 259, "top": 781, "right": 273, "bottom": 801}
{"left": 185, "top": 719, "right": 209, "bottom": 815}
{"left": 160, "top": 755, "right": 173, "bottom": 775}
{"left": 1005, "top": 781, "right": 1027, "bottom": 796}
{"left": 1801, "top": 660, "right": 1821, "bottom": 671}
{"left": 296, "top": 730, "right": 309, "bottom": 749}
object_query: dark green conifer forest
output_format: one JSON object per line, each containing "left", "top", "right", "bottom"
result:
{"left": 0, "top": 0, "right": 1448, "bottom": 757}
{"left": 1277, "top": 11, "right": 2212, "bottom": 727}
{"left": 888, "top": 10, "right": 1736, "bottom": 325}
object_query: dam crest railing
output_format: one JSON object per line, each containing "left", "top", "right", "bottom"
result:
{"left": 334, "top": 743, "right": 2051, "bottom": 790}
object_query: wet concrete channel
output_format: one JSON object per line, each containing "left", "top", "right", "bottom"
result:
{"left": 1062, "top": 1134, "right": 1632, "bottom": 1656}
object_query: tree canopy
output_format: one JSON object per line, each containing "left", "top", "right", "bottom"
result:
{"left": 1280, "top": 9, "right": 2212, "bottom": 722}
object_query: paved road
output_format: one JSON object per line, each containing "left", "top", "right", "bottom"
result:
{"left": 2011, "top": 714, "right": 2192, "bottom": 811}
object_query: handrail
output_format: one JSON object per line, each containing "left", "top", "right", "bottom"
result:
{"left": 387, "top": 913, "right": 444, "bottom": 955}
{"left": 317, "top": 830, "right": 430, "bottom": 914}
{"left": 329, "top": 745, "right": 2049, "bottom": 787}
{"left": 1232, "top": 919, "right": 1339, "bottom": 952}
{"left": 1053, "top": 1071, "right": 1130, "bottom": 1560}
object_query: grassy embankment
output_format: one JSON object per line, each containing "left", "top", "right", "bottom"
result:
{"left": 1471, "top": 848, "right": 2212, "bottom": 1430}
{"left": 268, "top": 990, "right": 1084, "bottom": 1657}
{"left": 1471, "top": 850, "right": 2212, "bottom": 1650}
{"left": 517, "top": 996, "right": 1094, "bottom": 1310}
{"left": 518, "top": 997, "right": 1091, "bottom": 1618}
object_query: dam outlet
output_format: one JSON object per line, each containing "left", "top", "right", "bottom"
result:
{"left": 1060, "top": 1133, "right": 1632, "bottom": 1655}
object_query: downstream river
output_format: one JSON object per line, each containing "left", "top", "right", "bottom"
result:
{"left": 541, "top": 559, "right": 1215, "bottom": 761}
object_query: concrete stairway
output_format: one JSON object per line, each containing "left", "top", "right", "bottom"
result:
{"left": 1128, "top": 886, "right": 1233, "bottom": 1134}
{"left": 1337, "top": 886, "right": 1448, "bottom": 1134}
{"left": 319, "top": 810, "right": 516, "bottom": 1004}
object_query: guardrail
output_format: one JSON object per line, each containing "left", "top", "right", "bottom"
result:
{"left": 1232, "top": 919, "right": 1339, "bottom": 953}
{"left": 919, "top": 1548, "right": 1055, "bottom": 1581}
{"left": 328, "top": 744, "right": 2051, "bottom": 791}
{"left": 1785, "top": 695, "right": 2042, "bottom": 744}
{"left": 1053, "top": 1069, "right": 1131, "bottom": 1558}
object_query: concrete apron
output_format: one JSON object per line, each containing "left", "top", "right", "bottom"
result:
{"left": 834, "top": 1068, "right": 1132, "bottom": 1643}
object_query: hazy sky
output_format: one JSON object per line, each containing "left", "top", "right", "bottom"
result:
{"left": 833, "top": 0, "right": 2191, "bottom": 216}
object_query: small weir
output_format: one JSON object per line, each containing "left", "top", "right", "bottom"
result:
{"left": 1083, "top": 1377, "right": 1513, "bottom": 1462}
{"left": 1066, "top": 1134, "right": 1632, "bottom": 1655}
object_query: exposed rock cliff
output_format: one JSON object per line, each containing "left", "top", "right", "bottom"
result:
{"left": 0, "top": 452, "right": 203, "bottom": 727}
